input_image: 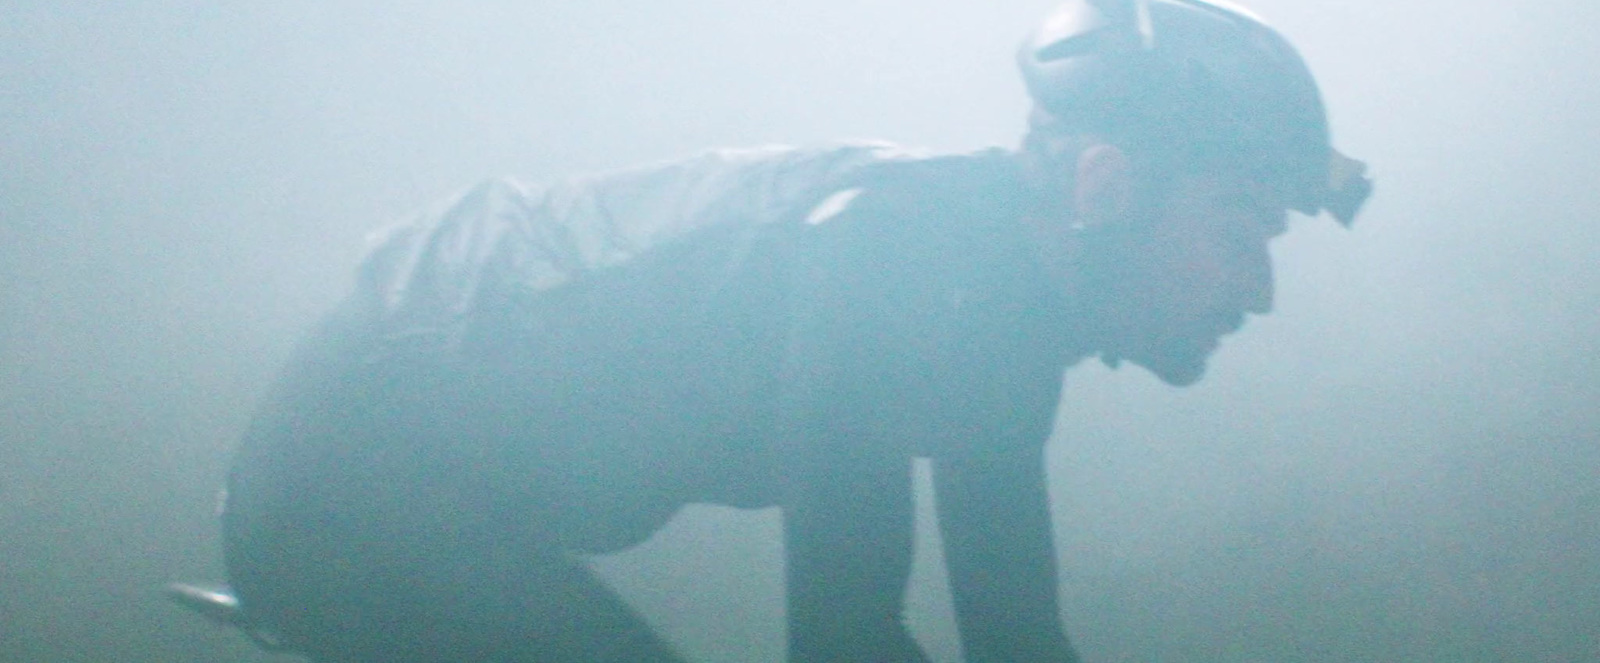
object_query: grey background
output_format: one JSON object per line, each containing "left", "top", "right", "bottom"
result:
{"left": 3, "top": 1, "right": 1596, "bottom": 661}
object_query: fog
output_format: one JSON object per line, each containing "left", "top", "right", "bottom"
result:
{"left": 2, "top": 1, "right": 1596, "bottom": 661}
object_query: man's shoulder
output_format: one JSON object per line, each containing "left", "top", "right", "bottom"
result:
{"left": 565, "top": 140, "right": 934, "bottom": 230}
{"left": 578, "top": 140, "right": 1018, "bottom": 225}
{"left": 785, "top": 146, "right": 1036, "bottom": 328}
{"left": 796, "top": 144, "right": 1023, "bottom": 226}
{"left": 794, "top": 145, "right": 1028, "bottom": 259}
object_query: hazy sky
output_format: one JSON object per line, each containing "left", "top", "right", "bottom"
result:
{"left": 3, "top": 1, "right": 1597, "bottom": 661}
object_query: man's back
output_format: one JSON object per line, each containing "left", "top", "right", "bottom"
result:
{"left": 217, "top": 141, "right": 1070, "bottom": 661}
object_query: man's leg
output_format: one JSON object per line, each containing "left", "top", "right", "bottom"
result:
{"left": 229, "top": 509, "right": 687, "bottom": 663}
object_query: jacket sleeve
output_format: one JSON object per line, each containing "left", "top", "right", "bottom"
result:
{"left": 772, "top": 191, "right": 932, "bottom": 662}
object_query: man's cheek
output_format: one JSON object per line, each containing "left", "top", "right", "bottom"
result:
{"left": 1148, "top": 240, "right": 1231, "bottom": 315}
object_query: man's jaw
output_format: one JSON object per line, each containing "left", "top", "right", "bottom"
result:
{"left": 1124, "top": 341, "right": 1210, "bottom": 385}
{"left": 1099, "top": 320, "right": 1240, "bottom": 386}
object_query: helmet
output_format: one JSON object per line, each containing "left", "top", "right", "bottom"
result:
{"left": 1018, "top": 0, "right": 1372, "bottom": 225}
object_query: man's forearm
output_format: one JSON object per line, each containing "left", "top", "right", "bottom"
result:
{"left": 933, "top": 450, "right": 1079, "bottom": 663}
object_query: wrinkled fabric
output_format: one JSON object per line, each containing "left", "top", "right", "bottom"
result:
{"left": 355, "top": 142, "right": 926, "bottom": 346}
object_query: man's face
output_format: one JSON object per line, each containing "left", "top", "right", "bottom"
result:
{"left": 1095, "top": 170, "right": 1290, "bottom": 386}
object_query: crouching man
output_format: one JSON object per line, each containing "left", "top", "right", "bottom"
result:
{"left": 189, "top": 1, "right": 1372, "bottom": 661}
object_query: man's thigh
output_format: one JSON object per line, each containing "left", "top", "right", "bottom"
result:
{"left": 245, "top": 529, "right": 686, "bottom": 663}
{"left": 224, "top": 339, "right": 684, "bottom": 660}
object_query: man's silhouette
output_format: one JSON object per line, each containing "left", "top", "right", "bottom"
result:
{"left": 197, "top": 1, "right": 1373, "bottom": 660}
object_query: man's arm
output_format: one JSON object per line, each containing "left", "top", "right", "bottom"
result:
{"left": 773, "top": 265, "right": 929, "bottom": 661}
{"left": 781, "top": 443, "right": 928, "bottom": 663}
{"left": 773, "top": 200, "right": 933, "bottom": 661}
{"left": 933, "top": 447, "right": 1080, "bottom": 663}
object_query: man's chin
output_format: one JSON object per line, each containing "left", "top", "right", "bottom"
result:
{"left": 1145, "top": 360, "right": 1207, "bottom": 386}
{"left": 1105, "top": 348, "right": 1210, "bottom": 386}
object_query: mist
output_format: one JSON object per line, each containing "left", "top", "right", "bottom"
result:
{"left": 3, "top": 1, "right": 1596, "bottom": 661}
